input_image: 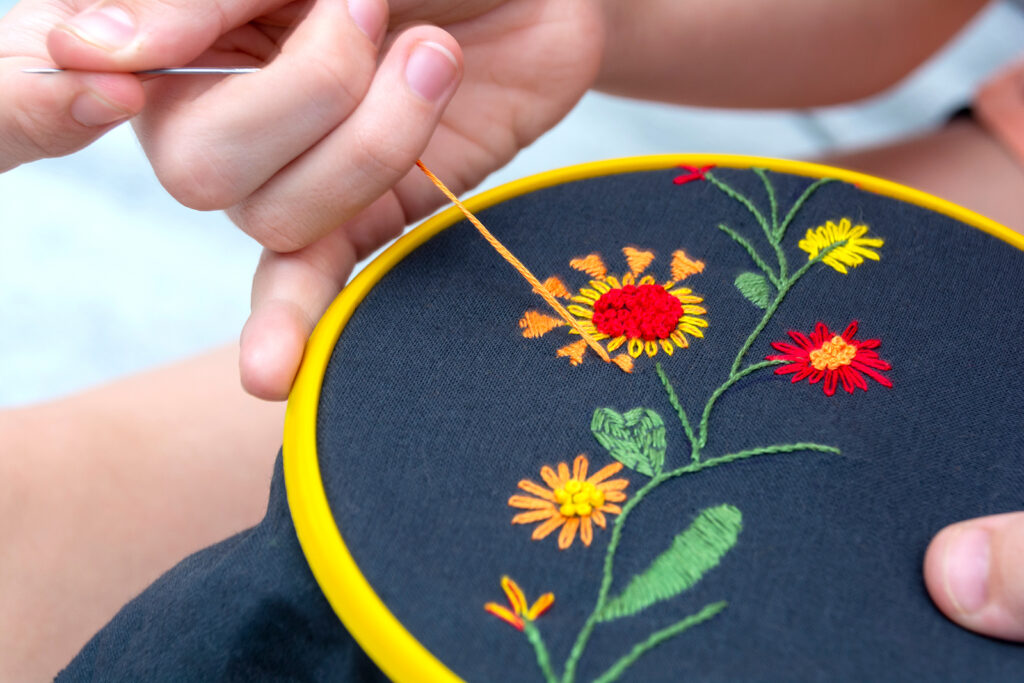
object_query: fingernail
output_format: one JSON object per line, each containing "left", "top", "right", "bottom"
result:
{"left": 347, "top": 0, "right": 386, "bottom": 43}
{"left": 943, "top": 526, "right": 991, "bottom": 614}
{"left": 62, "top": 6, "right": 136, "bottom": 51}
{"left": 405, "top": 42, "right": 458, "bottom": 102}
{"left": 71, "top": 90, "right": 131, "bottom": 127}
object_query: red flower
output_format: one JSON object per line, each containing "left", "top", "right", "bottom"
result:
{"left": 767, "top": 321, "right": 892, "bottom": 396}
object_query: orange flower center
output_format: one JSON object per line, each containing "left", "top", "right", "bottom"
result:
{"left": 553, "top": 479, "right": 605, "bottom": 517}
{"left": 809, "top": 335, "right": 857, "bottom": 371}
{"left": 591, "top": 284, "right": 683, "bottom": 341}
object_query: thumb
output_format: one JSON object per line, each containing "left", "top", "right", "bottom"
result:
{"left": 0, "top": 60, "right": 144, "bottom": 171}
{"left": 923, "top": 511, "right": 1024, "bottom": 641}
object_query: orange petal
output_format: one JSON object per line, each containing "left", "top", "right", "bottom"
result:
{"left": 527, "top": 593, "right": 555, "bottom": 620}
{"left": 588, "top": 461, "right": 624, "bottom": 485}
{"left": 557, "top": 462, "right": 570, "bottom": 483}
{"left": 622, "top": 247, "right": 655, "bottom": 276}
{"left": 512, "top": 509, "right": 558, "bottom": 524}
{"left": 603, "top": 491, "right": 627, "bottom": 503}
{"left": 579, "top": 516, "right": 593, "bottom": 546}
{"left": 671, "top": 250, "right": 706, "bottom": 281}
{"left": 597, "top": 478, "right": 630, "bottom": 491}
{"left": 501, "top": 576, "right": 527, "bottom": 614}
{"left": 519, "top": 311, "right": 566, "bottom": 338}
{"left": 540, "top": 466, "right": 561, "bottom": 490}
{"left": 612, "top": 354, "right": 634, "bottom": 373}
{"left": 600, "top": 503, "right": 623, "bottom": 515}
{"left": 532, "top": 514, "right": 566, "bottom": 541}
{"left": 539, "top": 276, "right": 569, "bottom": 298}
{"left": 485, "top": 602, "right": 524, "bottom": 631}
{"left": 558, "top": 517, "right": 580, "bottom": 549}
{"left": 517, "top": 479, "right": 555, "bottom": 500}
{"left": 591, "top": 509, "right": 607, "bottom": 528}
{"left": 509, "top": 495, "right": 556, "bottom": 511}
{"left": 556, "top": 339, "right": 588, "bottom": 366}
{"left": 569, "top": 254, "right": 607, "bottom": 278}
{"left": 573, "top": 454, "right": 589, "bottom": 481}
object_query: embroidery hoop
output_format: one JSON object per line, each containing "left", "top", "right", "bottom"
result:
{"left": 282, "top": 154, "right": 1024, "bottom": 682}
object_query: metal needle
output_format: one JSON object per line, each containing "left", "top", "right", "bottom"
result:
{"left": 22, "top": 67, "right": 261, "bottom": 75}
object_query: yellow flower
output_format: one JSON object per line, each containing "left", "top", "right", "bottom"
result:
{"left": 509, "top": 454, "right": 629, "bottom": 549}
{"left": 798, "top": 218, "right": 883, "bottom": 274}
{"left": 484, "top": 576, "right": 554, "bottom": 631}
{"left": 518, "top": 247, "right": 708, "bottom": 365}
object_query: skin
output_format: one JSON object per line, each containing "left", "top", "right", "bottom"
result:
{"left": 0, "top": 0, "right": 1021, "bottom": 679}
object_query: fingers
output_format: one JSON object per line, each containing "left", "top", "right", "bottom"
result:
{"left": 239, "top": 192, "right": 407, "bottom": 399}
{"left": 133, "top": 0, "right": 387, "bottom": 211}
{"left": 924, "top": 511, "right": 1024, "bottom": 641}
{"left": 227, "top": 25, "right": 462, "bottom": 252}
{"left": 0, "top": 59, "right": 143, "bottom": 171}
{"left": 46, "top": 0, "right": 290, "bottom": 72}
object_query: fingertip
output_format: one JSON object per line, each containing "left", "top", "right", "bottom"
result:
{"left": 924, "top": 512, "right": 1024, "bottom": 642}
{"left": 239, "top": 302, "right": 311, "bottom": 401}
{"left": 404, "top": 38, "right": 461, "bottom": 103}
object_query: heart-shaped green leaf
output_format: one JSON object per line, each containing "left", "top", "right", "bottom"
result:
{"left": 734, "top": 272, "right": 772, "bottom": 309}
{"left": 599, "top": 504, "right": 742, "bottom": 621}
{"left": 591, "top": 407, "right": 666, "bottom": 476}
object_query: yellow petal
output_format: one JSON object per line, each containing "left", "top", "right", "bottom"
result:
{"left": 628, "top": 339, "right": 643, "bottom": 358}
{"left": 645, "top": 341, "right": 658, "bottom": 357}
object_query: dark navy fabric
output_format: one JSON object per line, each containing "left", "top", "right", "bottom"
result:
{"left": 58, "top": 455, "right": 385, "bottom": 682}
{"left": 63, "top": 168, "right": 1024, "bottom": 681}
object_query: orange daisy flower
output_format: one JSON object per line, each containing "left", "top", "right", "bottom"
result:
{"left": 484, "top": 576, "right": 554, "bottom": 631}
{"left": 518, "top": 247, "right": 707, "bottom": 367}
{"left": 509, "top": 454, "right": 629, "bottom": 549}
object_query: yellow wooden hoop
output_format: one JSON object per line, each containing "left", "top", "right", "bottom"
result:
{"left": 282, "top": 154, "right": 1023, "bottom": 682}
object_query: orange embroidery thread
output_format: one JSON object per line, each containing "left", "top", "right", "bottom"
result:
{"left": 415, "top": 161, "right": 628, "bottom": 372}
{"left": 484, "top": 576, "right": 554, "bottom": 632}
{"left": 509, "top": 454, "right": 629, "bottom": 550}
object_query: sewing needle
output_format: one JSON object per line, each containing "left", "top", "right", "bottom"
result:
{"left": 22, "top": 67, "right": 261, "bottom": 75}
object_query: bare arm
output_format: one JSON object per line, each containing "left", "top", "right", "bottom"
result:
{"left": 597, "top": 0, "right": 991, "bottom": 108}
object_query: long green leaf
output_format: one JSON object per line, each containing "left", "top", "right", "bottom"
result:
{"left": 599, "top": 505, "right": 742, "bottom": 621}
{"left": 591, "top": 407, "right": 666, "bottom": 476}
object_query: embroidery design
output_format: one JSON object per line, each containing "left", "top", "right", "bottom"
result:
{"left": 485, "top": 576, "right": 554, "bottom": 631}
{"left": 518, "top": 248, "right": 708, "bottom": 365}
{"left": 508, "top": 454, "right": 629, "bottom": 549}
{"left": 767, "top": 320, "right": 893, "bottom": 395}
{"left": 488, "top": 170, "right": 893, "bottom": 682}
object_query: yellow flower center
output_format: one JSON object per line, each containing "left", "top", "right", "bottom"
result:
{"left": 809, "top": 335, "right": 857, "bottom": 371}
{"left": 554, "top": 479, "right": 605, "bottom": 517}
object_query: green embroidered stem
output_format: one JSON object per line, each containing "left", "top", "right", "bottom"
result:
{"left": 655, "top": 362, "right": 699, "bottom": 461}
{"left": 705, "top": 171, "right": 772, "bottom": 243}
{"left": 697, "top": 360, "right": 785, "bottom": 449}
{"left": 716, "top": 224, "right": 780, "bottom": 287}
{"left": 776, "top": 177, "right": 835, "bottom": 242}
{"left": 591, "top": 601, "right": 729, "bottom": 683}
{"left": 728, "top": 240, "right": 846, "bottom": 376}
{"left": 753, "top": 168, "right": 778, "bottom": 234}
{"left": 523, "top": 621, "right": 558, "bottom": 683}
{"left": 561, "top": 474, "right": 662, "bottom": 683}
{"left": 561, "top": 442, "right": 832, "bottom": 682}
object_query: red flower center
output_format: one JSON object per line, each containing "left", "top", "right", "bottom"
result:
{"left": 591, "top": 284, "right": 683, "bottom": 341}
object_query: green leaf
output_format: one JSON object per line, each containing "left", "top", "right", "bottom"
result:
{"left": 591, "top": 407, "right": 666, "bottom": 476}
{"left": 734, "top": 272, "right": 772, "bottom": 309}
{"left": 599, "top": 504, "right": 742, "bottom": 621}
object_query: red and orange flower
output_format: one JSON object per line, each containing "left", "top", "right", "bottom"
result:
{"left": 767, "top": 321, "right": 892, "bottom": 396}
{"left": 484, "top": 576, "right": 554, "bottom": 631}
{"left": 518, "top": 247, "right": 708, "bottom": 367}
{"left": 509, "top": 454, "right": 629, "bottom": 550}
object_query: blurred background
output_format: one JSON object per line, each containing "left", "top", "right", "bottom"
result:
{"left": 1, "top": 0, "right": 1023, "bottom": 407}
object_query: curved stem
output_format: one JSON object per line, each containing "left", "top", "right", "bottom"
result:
{"left": 591, "top": 602, "right": 729, "bottom": 683}
{"left": 776, "top": 177, "right": 835, "bottom": 242}
{"left": 706, "top": 172, "right": 771, "bottom": 240}
{"left": 753, "top": 168, "right": 779, "bottom": 235}
{"left": 655, "top": 362, "right": 699, "bottom": 462}
{"left": 561, "top": 474, "right": 663, "bottom": 683}
{"left": 698, "top": 360, "right": 784, "bottom": 449}
{"left": 717, "top": 223, "right": 780, "bottom": 287}
{"left": 523, "top": 621, "right": 558, "bottom": 683}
